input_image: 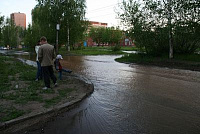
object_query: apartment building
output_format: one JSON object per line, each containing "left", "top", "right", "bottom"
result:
{"left": 10, "top": 12, "right": 26, "bottom": 29}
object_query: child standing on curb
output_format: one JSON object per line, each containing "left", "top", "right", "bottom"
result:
{"left": 54, "top": 54, "right": 72, "bottom": 80}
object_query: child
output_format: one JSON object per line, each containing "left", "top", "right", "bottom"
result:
{"left": 35, "top": 40, "right": 42, "bottom": 81}
{"left": 54, "top": 54, "right": 72, "bottom": 80}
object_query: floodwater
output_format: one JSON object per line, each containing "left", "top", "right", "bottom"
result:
{"left": 9, "top": 53, "right": 200, "bottom": 133}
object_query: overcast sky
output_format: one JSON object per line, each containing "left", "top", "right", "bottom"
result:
{"left": 0, "top": 0, "right": 122, "bottom": 27}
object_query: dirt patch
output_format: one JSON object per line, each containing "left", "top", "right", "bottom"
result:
{"left": 0, "top": 75, "right": 94, "bottom": 134}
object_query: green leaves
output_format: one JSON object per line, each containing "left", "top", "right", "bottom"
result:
{"left": 31, "top": 0, "right": 87, "bottom": 49}
{"left": 118, "top": 0, "right": 200, "bottom": 56}
{"left": 88, "top": 27, "right": 123, "bottom": 45}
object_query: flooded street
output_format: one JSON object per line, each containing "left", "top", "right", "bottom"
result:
{"left": 24, "top": 55, "right": 200, "bottom": 134}
{"left": 8, "top": 53, "right": 200, "bottom": 134}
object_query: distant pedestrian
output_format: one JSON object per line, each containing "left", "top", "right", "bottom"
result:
{"left": 35, "top": 40, "right": 42, "bottom": 81}
{"left": 54, "top": 54, "right": 72, "bottom": 80}
{"left": 38, "top": 36, "right": 57, "bottom": 90}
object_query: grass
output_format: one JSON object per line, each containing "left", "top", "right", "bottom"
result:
{"left": 174, "top": 54, "right": 200, "bottom": 62}
{"left": 196, "top": 48, "right": 200, "bottom": 52}
{"left": 0, "top": 55, "right": 75, "bottom": 122}
{"left": 44, "top": 96, "right": 61, "bottom": 108}
{"left": 120, "top": 46, "right": 141, "bottom": 51}
{"left": 0, "top": 105, "right": 25, "bottom": 122}
{"left": 58, "top": 46, "right": 129, "bottom": 55}
{"left": 115, "top": 53, "right": 153, "bottom": 63}
{"left": 115, "top": 53, "right": 200, "bottom": 71}
{"left": 58, "top": 88, "right": 74, "bottom": 97}
{"left": 44, "top": 88, "right": 75, "bottom": 108}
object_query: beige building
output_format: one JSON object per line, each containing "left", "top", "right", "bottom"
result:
{"left": 89, "top": 21, "right": 107, "bottom": 28}
{"left": 10, "top": 12, "right": 26, "bottom": 29}
{"left": 87, "top": 21, "right": 108, "bottom": 34}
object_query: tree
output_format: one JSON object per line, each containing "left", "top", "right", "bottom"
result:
{"left": 32, "top": 0, "right": 88, "bottom": 51}
{"left": 118, "top": 0, "right": 200, "bottom": 56}
{"left": 2, "top": 18, "right": 18, "bottom": 48}
{"left": 0, "top": 15, "right": 4, "bottom": 45}
{"left": 88, "top": 27, "right": 123, "bottom": 46}
{"left": 167, "top": 0, "right": 173, "bottom": 58}
{"left": 109, "top": 27, "right": 123, "bottom": 45}
{"left": 24, "top": 23, "right": 41, "bottom": 51}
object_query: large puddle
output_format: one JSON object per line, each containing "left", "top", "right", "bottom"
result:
{"left": 2, "top": 51, "right": 200, "bottom": 134}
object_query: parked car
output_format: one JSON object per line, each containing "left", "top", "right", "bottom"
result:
{"left": 0, "top": 46, "right": 9, "bottom": 50}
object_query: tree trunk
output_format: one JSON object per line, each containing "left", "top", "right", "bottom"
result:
{"left": 168, "top": 0, "right": 173, "bottom": 59}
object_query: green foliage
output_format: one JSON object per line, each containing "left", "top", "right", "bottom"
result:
{"left": 173, "top": 22, "right": 200, "bottom": 54}
{"left": 1, "top": 18, "right": 25, "bottom": 48}
{"left": 0, "top": 55, "right": 76, "bottom": 122}
{"left": 0, "top": 105, "right": 25, "bottom": 122}
{"left": 0, "top": 15, "right": 4, "bottom": 45}
{"left": 118, "top": 0, "right": 200, "bottom": 56}
{"left": 59, "top": 46, "right": 124, "bottom": 55}
{"left": 32, "top": 0, "right": 88, "bottom": 50}
{"left": 116, "top": 53, "right": 200, "bottom": 67}
{"left": 44, "top": 88, "right": 74, "bottom": 108}
{"left": 2, "top": 18, "right": 17, "bottom": 47}
{"left": 111, "top": 44, "right": 121, "bottom": 52}
{"left": 24, "top": 24, "right": 41, "bottom": 51}
{"left": 0, "top": 56, "right": 10, "bottom": 92}
{"left": 120, "top": 46, "right": 141, "bottom": 51}
{"left": 0, "top": 15, "right": 3, "bottom": 26}
{"left": 88, "top": 27, "right": 123, "bottom": 45}
{"left": 58, "top": 88, "right": 74, "bottom": 97}
{"left": 44, "top": 96, "right": 61, "bottom": 108}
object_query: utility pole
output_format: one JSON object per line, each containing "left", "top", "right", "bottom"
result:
{"left": 67, "top": 22, "right": 70, "bottom": 51}
{"left": 56, "top": 24, "right": 60, "bottom": 54}
{"left": 66, "top": 0, "right": 70, "bottom": 51}
{"left": 168, "top": 0, "right": 173, "bottom": 59}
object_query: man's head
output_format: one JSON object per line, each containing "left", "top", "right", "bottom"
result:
{"left": 37, "top": 40, "right": 41, "bottom": 45}
{"left": 40, "top": 36, "right": 47, "bottom": 45}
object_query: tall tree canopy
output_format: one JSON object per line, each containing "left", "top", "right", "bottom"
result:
{"left": 0, "top": 14, "right": 4, "bottom": 45}
{"left": 89, "top": 27, "right": 123, "bottom": 45}
{"left": 2, "top": 18, "right": 18, "bottom": 48}
{"left": 118, "top": 0, "right": 200, "bottom": 56}
{"left": 32, "top": 0, "right": 88, "bottom": 49}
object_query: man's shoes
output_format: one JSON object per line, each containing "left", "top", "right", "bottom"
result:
{"left": 54, "top": 83, "right": 58, "bottom": 87}
{"left": 42, "top": 87, "right": 50, "bottom": 90}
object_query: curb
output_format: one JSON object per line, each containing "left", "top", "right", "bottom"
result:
{"left": 0, "top": 75, "right": 94, "bottom": 134}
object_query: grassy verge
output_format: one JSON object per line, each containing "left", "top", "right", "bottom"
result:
{"left": 59, "top": 46, "right": 127, "bottom": 55}
{"left": 115, "top": 53, "right": 200, "bottom": 71}
{"left": 120, "top": 46, "right": 142, "bottom": 51}
{"left": 0, "top": 55, "right": 75, "bottom": 122}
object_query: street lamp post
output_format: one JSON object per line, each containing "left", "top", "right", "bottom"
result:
{"left": 67, "top": 24, "right": 70, "bottom": 51}
{"left": 56, "top": 24, "right": 60, "bottom": 54}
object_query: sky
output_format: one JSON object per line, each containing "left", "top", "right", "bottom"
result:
{"left": 0, "top": 0, "right": 122, "bottom": 28}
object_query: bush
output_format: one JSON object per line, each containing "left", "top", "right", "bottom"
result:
{"left": 173, "top": 22, "right": 200, "bottom": 54}
{"left": 111, "top": 44, "right": 121, "bottom": 52}
{"left": 118, "top": 0, "right": 200, "bottom": 57}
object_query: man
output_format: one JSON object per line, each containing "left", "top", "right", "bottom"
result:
{"left": 38, "top": 36, "right": 57, "bottom": 90}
